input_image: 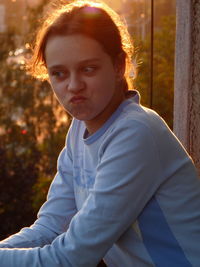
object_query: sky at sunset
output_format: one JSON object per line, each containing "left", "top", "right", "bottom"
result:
{"left": 25, "top": 0, "right": 126, "bottom": 11}
{"left": 103, "top": 0, "right": 124, "bottom": 11}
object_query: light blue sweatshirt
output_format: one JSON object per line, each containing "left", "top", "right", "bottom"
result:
{"left": 0, "top": 91, "right": 200, "bottom": 266}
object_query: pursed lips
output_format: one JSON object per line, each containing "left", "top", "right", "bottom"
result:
{"left": 70, "top": 96, "right": 87, "bottom": 104}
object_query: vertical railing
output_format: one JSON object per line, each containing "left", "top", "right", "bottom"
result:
{"left": 150, "top": 0, "right": 154, "bottom": 109}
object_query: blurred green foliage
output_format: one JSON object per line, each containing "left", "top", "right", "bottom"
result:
{"left": 0, "top": 1, "right": 70, "bottom": 240}
{"left": 135, "top": 15, "right": 176, "bottom": 128}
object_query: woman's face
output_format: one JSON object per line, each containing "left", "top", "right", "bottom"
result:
{"left": 45, "top": 34, "right": 125, "bottom": 134}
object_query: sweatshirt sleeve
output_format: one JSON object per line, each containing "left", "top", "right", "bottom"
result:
{"left": 0, "top": 120, "right": 164, "bottom": 266}
{"left": 0, "top": 132, "right": 77, "bottom": 249}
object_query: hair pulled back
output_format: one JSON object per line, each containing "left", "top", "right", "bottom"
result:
{"left": 29, "top": 0, "right": 135, "bottom": 90}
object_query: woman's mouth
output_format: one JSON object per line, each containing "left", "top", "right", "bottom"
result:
{"left": 70, "top": 96, "right": 86, "bottom": 104}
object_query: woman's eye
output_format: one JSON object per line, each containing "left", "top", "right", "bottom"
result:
{"left": 51, "top": 71, "right": 66, "bottom": 79}
{"left": 83, "top": 66, "right": 97, "bottom": 74}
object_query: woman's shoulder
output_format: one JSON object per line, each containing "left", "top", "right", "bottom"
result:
{"left": 115, "top": 96, "right": 167, "bottom": 135}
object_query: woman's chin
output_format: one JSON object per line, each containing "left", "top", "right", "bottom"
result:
{"left": 69, "top": 112, "right": 94, "bottom": 122}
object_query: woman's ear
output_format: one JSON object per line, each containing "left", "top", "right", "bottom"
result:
{"left": 114, "top": 53, "right": 126, "bottom": 81}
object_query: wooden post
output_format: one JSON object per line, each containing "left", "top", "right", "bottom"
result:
{"left": 174, "top": 0, "right": 200, "bottom": 175}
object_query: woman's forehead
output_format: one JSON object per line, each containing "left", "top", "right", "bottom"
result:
{"left": 45, "top": 34, "right": 111, "bottom": 67}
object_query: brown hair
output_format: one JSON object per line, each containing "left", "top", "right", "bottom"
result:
{"left": 28, "top": 0, "right": 135, "bottom": 90}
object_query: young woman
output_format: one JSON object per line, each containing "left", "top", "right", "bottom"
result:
{"left": 0, "top": 1, "right": 199, "bottom": 266}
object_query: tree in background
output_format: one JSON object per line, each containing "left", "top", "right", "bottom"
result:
{"left": 0, "top": 32, "right": 40, "bottom": 238}
{"left": 0, "top": 0, "right": 70, "bottom": 240}
{"left": 135, "top": 15, "right": 176, "bottom": 128}
{"left": 126, "top": 0, "right": 176, "bottom": 128}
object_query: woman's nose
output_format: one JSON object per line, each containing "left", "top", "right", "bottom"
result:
{"left": 67, "top": 73, "right": 85, "bottom": 93}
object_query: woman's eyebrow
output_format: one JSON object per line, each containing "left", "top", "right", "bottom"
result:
{"left": 47, "top": 58, "right": 101, "bottom": 70}
{"left": 78, "top": 58, "right": 101, "bottom": 65}
{"left": 47, "top": 65, "right": 66, "bottom": 70}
